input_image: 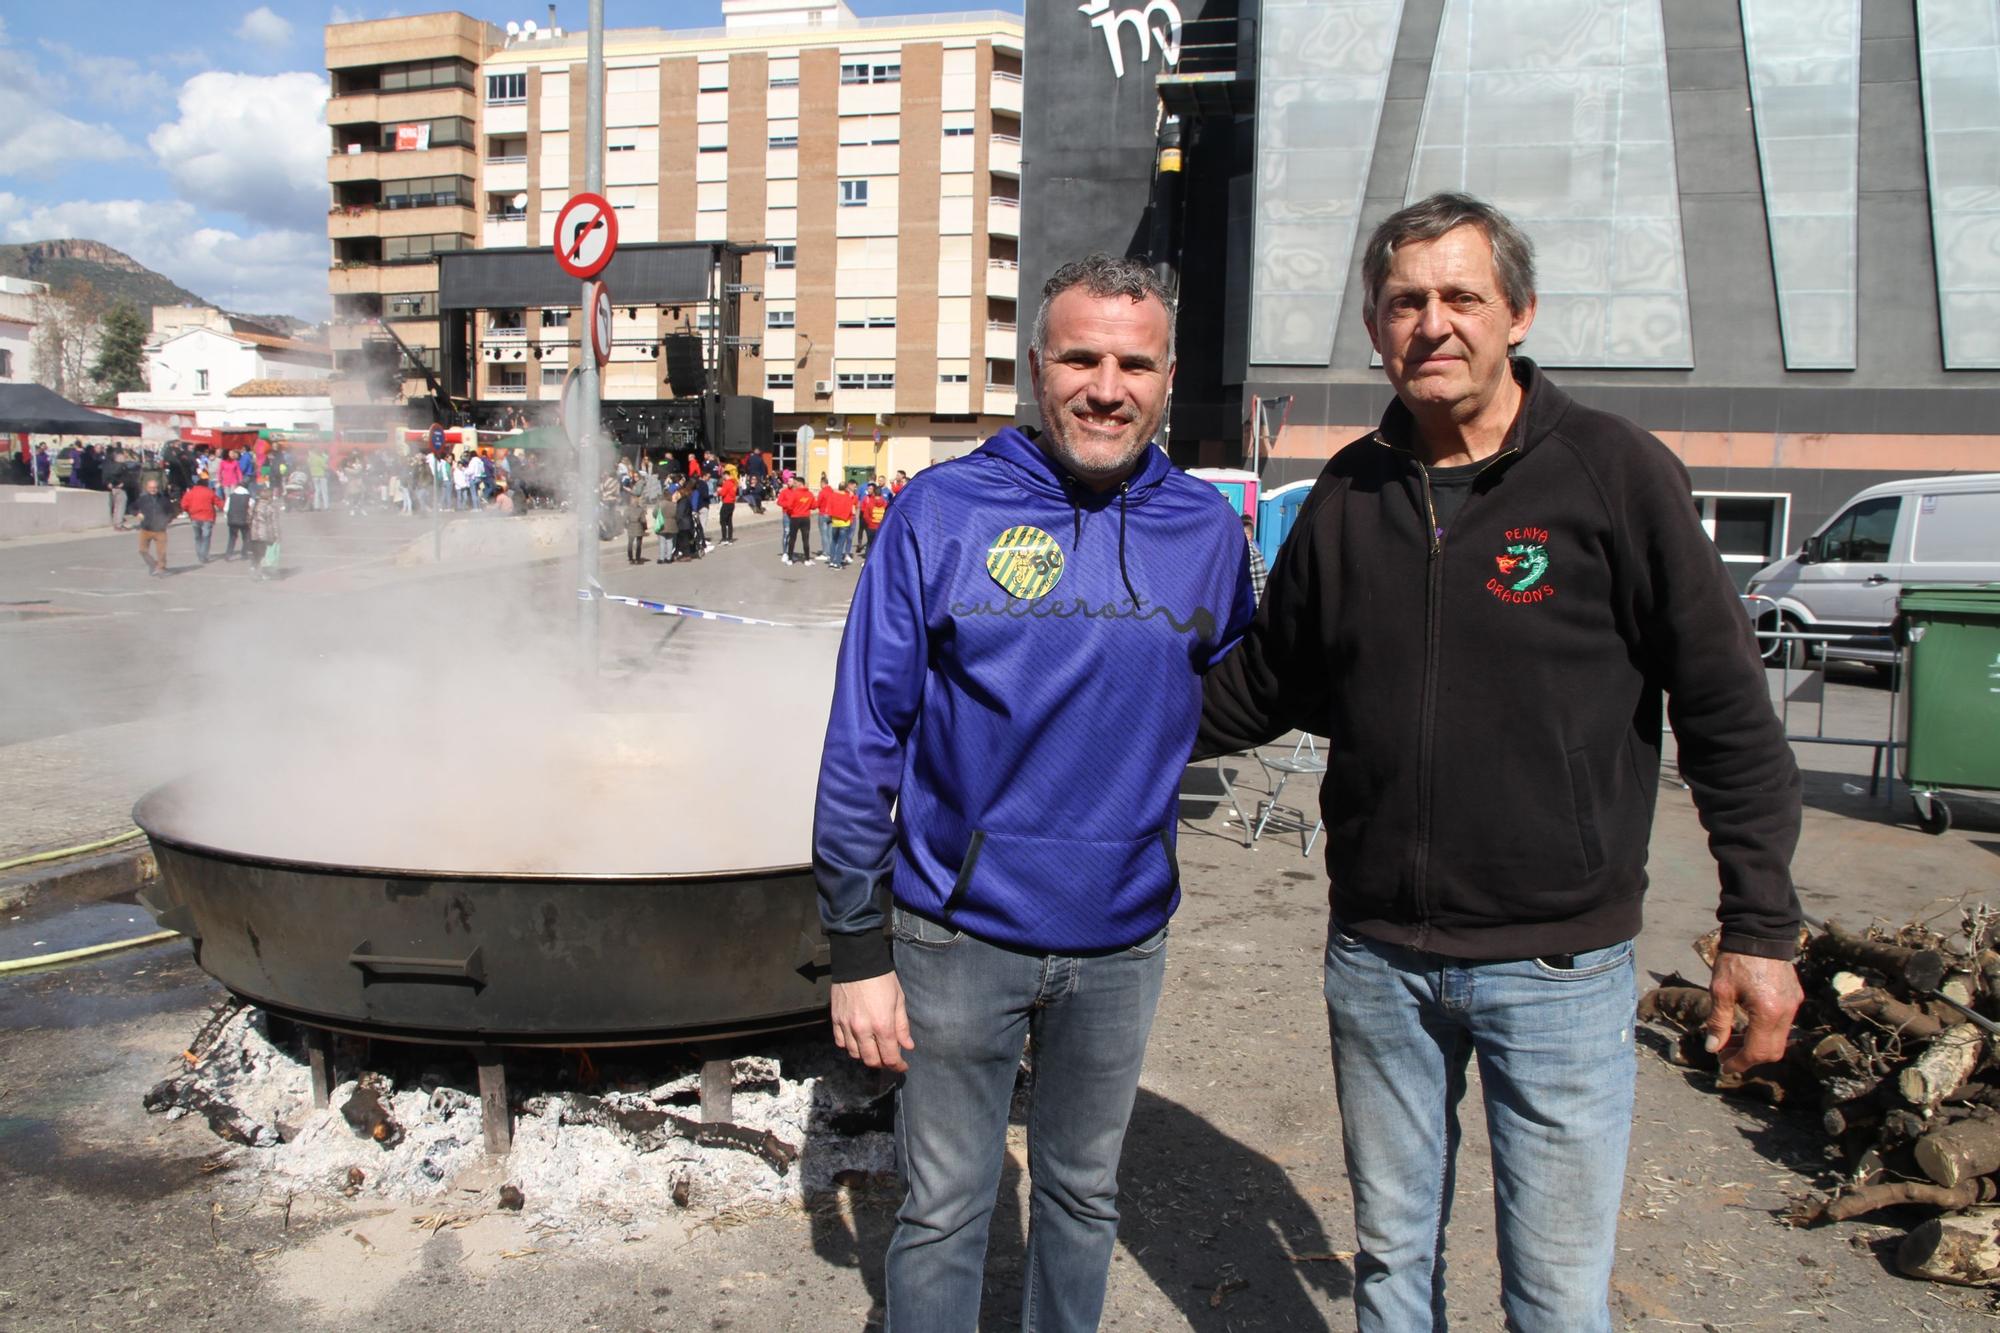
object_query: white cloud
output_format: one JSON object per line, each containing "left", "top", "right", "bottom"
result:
{"left": 37, "top": 39, "right": 175, "bottom": 114}
{"left": 149, "top": 71, "right": 329, "bottom": 232}
{"left": 0, "top": 192, "right": 328, "bottom": 321}
{"left": 235, "top": 6, "right": 294, "bottom": 51}
{"left": 0, "top": 26, "right": 137, "bottom": 175}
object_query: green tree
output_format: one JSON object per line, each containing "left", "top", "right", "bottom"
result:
{"left": 89, "top": 301, "right": 148, "bottom": 403}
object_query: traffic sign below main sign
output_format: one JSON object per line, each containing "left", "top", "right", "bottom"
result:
{"left": 553, "top": 191, "right": 618, "bottom": 279}
{"left": 589, "top": 281, "right": 614, "bottom": 370}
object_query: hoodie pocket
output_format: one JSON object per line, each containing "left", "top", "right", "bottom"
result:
{"left": 1565, "top": 748, "right": 1605, "bottom": 877}
{"left": 942, "top": 827, "right": 1179, "bottom": 944}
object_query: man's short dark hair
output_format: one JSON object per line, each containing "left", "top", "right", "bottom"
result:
{"left": 1361, "top": 192, "right": 1537, "bottom": 318}
{"left": 1033, "top": 254, "right": 1176, "bottom": 363}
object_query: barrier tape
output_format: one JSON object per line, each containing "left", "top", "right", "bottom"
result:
{"left": 601, "top": 593, "right": 813, "bottom": 628}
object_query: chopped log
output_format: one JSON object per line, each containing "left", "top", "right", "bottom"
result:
{"left": 1914, "top": 1114, "right": 2000, "bottom": 1188}
{"left": 1820, "top": 1072, "right": 1883, "bottom": 1106}
{"left": 1638, "top": 984, "right": 1715, "bottom": 1029}
{"left": 1829, "top": 970, "right": 1869, "bottom": 999}
{"left": 1815, "top": 924, "right": 1948, "bottom": 993}
{"left": 1882, "top": 1108, "right": 1930, "bottom": 1146}
{"left": 1693, "top": 927, "right": 1722, "bottom": 971}
{"left": 1897, "top": 1208, "right": 2000, "bottom": 1286}
{"left": 1840, "top": 988, "right": 1948, "bottom": 1041}
{"left": 1943, "top": 972, "right": 1979, "bottom": 1008}
{"left": 1811, "top": 1033, "right": 1868, "bottom": 1076}
{"left": 1823, "top": 1101, "right": 1881, "bottom": 1137}
{"left": 1900, "top": 1024, "right": 1988, "bottom": 1108}
{"left": 1812, "top": 1177, "right": 1998, "bottom": 1223}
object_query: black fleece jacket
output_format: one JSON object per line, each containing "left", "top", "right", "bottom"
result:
{"left": 1198, "top": 360, "right": 1802, "bottom": 961}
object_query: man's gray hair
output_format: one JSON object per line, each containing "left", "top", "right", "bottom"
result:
{"left": 1032, "top": 254, "right": 1176, "bottom": 363}
{"left": 1361, "top": 192, "right": 1537, "bottom": 317}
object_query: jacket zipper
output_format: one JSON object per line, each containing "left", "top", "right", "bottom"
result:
{"left": 1383, "top": 436, "right": 1519, "bottom": 951}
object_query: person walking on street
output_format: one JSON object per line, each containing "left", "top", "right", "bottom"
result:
{"left": 106, "top": 449, "right": 131, "bottom": 529}
{"left": 223, "top": 480, "right": 252, "bottom": 560}
{"left": 815, "top": 255, "right": 1252, "bottom": 1333}
{"left": 660, "top": 483, "right": 685, "bottom": 562}
{"left": 308, "top": 450, "right": 330, "bottom": 510}
{"left": 780, "top": 476, "right": 816, "bottom": 565}
{"left": 1196, "top": 193, "right": 1804, "bottom": 1333}
{"left": 131, "top": 477, "right": 174, "bottom": 576}
{"left": 624, "top": 488, "right": 649, "bottom": 564}
{"left": 822, "top": 479, "right": 857, "bottom": 569}
{"left": 815, "top": 472, "right": 836, "bottom": 561}
{"left": 717, "top": 473, "right": 737, "bottom": 544}
{"left": 246, "top": 483, "right": 281, "bottom": 579}
{"left": 180, "top": 475, "right": 219, "bottom": 565}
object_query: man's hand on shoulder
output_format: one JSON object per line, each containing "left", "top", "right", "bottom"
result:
{"left": 1705, "top": 950, "right": 1803, "bottom": 1076}
{"left": 831, "top": 972, "right": 914, "bottom": 1072}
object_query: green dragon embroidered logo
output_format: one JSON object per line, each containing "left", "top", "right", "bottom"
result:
{"left": 986, "top": 525, "right": 1066, "bottom": 599}
{"left": 1487, "top": 527, "right": 1556, "bottom": 605}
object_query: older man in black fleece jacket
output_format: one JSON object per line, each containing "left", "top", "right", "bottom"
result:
{"left": 1198, "top": 194, "right": 1803, "bottom": 1333}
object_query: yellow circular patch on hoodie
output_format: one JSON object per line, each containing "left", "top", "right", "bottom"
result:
{"left": 986, "top": 525, "right": 1065, "bottom": 600}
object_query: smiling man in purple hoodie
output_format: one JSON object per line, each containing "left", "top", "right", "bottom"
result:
{"left": 812, "top": 255, "right": 1253, "bottom": 1332}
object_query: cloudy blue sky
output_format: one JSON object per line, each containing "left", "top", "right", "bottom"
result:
{"left": 0, "top": 1, "right": 1013, "bottom": 321}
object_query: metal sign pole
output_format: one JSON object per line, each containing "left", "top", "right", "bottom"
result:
{"left": 576, "top": 0, "right": 606, "bottom": 670}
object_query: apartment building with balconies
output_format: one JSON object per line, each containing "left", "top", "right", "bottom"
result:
{"left": 326, "top": 1, "right": 1024, "bottom": 477}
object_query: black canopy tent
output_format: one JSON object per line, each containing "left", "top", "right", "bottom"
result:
{"left": 0, "top": 383, "right": 141, "bottom": 436}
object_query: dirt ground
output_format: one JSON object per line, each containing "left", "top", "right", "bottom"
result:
{"left": 3, "top": 685, "right": 1998, "bottom": 1331}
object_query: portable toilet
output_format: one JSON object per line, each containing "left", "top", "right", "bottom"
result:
{"left": 1257, "top": 480, "right": 1315, "bottom": 565}
{"left": 1188, "top": 468, "right": 1260, "bottom": 526}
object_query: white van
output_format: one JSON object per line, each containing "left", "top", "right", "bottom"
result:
{"left": 1745, "top": 473, "right": 2000, "bottom": 669}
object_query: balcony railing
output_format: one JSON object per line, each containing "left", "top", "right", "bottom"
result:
{"left": 988, "top": 257, "right": 1019, "bottom": 269}
{"left": 991, "top": 133, "right": 1021, "bottom": 146}
{"left": 486, "top": 154, "right": 527, "bottom": 165}
{"left": 987, "top": 320, "right": 1017, "bottom": 333}
{"left": 485, "top": 382, "right": 528, "bottom": 396}
{"left": 993, "top": 70, "right": 1022, "bottom": 83}
{"left": 485, "top": 211, "right": 528, "bottom": 223}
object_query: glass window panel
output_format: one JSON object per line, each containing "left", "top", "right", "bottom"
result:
{"left": 1405, "top": 0, "right": 1693, "bottom": 367}
{"left": 1919, "top": 2, "right": 2000, "bottom": 366}
{"left": 1249, "top": 0, "right": 1406, "bottom": 366}
{"left": 1744, "top": 0, "right": 1860, "bottom": 368}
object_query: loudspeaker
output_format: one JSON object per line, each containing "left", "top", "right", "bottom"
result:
{"left": 703, "top": 395, "right": 773, "bottom": 454}
{"left": 663, "top": 335, "right": 704, "bottom": 397}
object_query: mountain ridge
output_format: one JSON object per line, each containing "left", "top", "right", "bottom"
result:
{"left": 0, "top": 239, "right": 311, "bottom": 336}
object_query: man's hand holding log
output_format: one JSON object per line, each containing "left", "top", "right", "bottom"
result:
{"left": 1706, "top": 951, "right": 1805, "bottom": 1076}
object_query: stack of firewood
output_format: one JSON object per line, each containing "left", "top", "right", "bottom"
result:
{"left": 1641, "top": 908, "right": 2000, "bottom": 1287}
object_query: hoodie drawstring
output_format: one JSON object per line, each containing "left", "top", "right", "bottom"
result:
{"left": 1117, "top": 481, "right": 1142, "bottom": 609}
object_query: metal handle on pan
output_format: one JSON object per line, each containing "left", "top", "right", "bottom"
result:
{"left": 135, "top": 885, "right": 200, "bottom": 939}
{"left": 349, "top": 940, "right": 486, "bottom": 985}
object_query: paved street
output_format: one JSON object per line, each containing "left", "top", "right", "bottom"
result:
{"left": 3, "top": 503, "right": 1999, "bottom": 1330}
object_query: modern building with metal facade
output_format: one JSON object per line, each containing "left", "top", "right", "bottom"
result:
{"left": 1018, "top": 0, "right": 2000, "bottom": 580}
{"left": 325, "top": 1, "right": 1024, "bottom": 480}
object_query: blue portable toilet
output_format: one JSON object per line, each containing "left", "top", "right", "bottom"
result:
{"left": 1257, "top": 480, "right": 1314, "bottom": 565}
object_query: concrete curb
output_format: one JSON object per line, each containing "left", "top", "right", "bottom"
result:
{"left": 0, "top": 844, "right": 157, "bottom": 917}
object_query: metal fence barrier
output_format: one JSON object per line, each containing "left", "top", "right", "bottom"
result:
{"left": 1741, "top": 594, "right": 1902, "bottom": 798}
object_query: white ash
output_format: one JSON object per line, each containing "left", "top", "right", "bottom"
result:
{"left": 153, "top": 1009, "right": 896, "bottom": 1234}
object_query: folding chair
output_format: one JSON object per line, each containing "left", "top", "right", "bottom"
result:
{"left": 1212, "top": 755, "right": 1255, "bottom": 848}
{"left": 1253, "top": 734, "right": 1326, "bottom": 855}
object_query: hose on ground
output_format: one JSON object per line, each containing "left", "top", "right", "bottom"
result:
{"left": 0, "top": 827, "right": 145, "bottom": 874}
{"left": 0, "top": 929, "right": 179, "bottom": 974}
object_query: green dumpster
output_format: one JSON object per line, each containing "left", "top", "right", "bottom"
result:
{"left": 1899, "top": 583, "right": 2000, "bottom": 834}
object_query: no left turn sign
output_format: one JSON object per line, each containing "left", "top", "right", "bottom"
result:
{"left": 553, "top": 191, "right": 618, "bottom": 279}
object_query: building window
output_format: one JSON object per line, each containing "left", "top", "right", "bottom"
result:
{"left": 197, "top": 369, "right": 210, "bottom": 392}
{"left": 836, "top": 370, "right": 895, "bottom": 390}
{"left": 839, "top": 60, "right": 901, "bottom": 85}
{"left": 768, "top": 134, "right": 799, "bottom": 150}
{"left": 939, "top": 372, "right": 968, "bottom": 383}
{"left": 770, "top": 73, "right": 799, "bottom": 88}
{"left": 699, "top": 143, "right": 727, "bottom": 154}
{"left": 696, "top": 311, "right": 717, "bottom": 331}
{"left": 768, "top": 308, "right": 796, "bottom": 329}
{"left": 486, "top": 72, "right": 526, "bottom": 104}
{"left": 383, "top": 175, "right": 473, "bottom": 209}
{"left": 0, "top": 349, "right": 10, "bottom": 377}
{"left": 542, "top": 366, "right": 566, "bottom": 387}
{"left": 767, "top": 371, "right": 794, "bottom": 390}
{"left": 387, "top": 292, "right": 438, "bottom": 319}
{"left": 383, "top": 233, "right": 470, "bottom": 262}
{"left": 839, "top": 179, "right": 869, "bottom": 207}
{"left": 610, "top": 141, "right": 638, "bottom": 152}
{"left": 866, "top": 371, "right": 894, "bottom": 390}
{"left": 541, "top": 308, "right": 568, "bottom": 327}
{"left": 380, "top": 58, "right": 474, "bottom": 93}
{"left": 771, "top": 244, "right": 796, "bottom": 269}
{"left": 943, "top": 125, "right": 975, "bottom": 137}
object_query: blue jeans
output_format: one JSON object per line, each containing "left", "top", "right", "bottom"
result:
{"left": 190, "top": 520, "right": 213, "bottom": 563}
{"left": 828, "top": 524, "right": 852, "bottom": 567}
{"left": 779, "top": 513, "right": 792, "bottom": 553}
{"left": 1324, "top": 924, "right": 1636, "bottom": 1333}
{"left": 886, "top": 905, "right": 1167, "bottom": 1333}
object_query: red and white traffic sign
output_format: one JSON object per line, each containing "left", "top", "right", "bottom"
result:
{"left": 553, "top": 191, "right": 618, "bottom": 279}
{"left": 588, "top": 281, "right": 614, "bottom": 370}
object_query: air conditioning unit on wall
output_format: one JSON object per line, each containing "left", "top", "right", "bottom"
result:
{"left": 813, "top": 380, "right": 833, "bottom": 396}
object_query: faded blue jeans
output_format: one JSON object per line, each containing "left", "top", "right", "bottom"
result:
{"left": 1325, "top": 923, "right": 1636, "bottom": 1333}
{"left": 885, "top": 904, "right": 1167, "bottom": 1333}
